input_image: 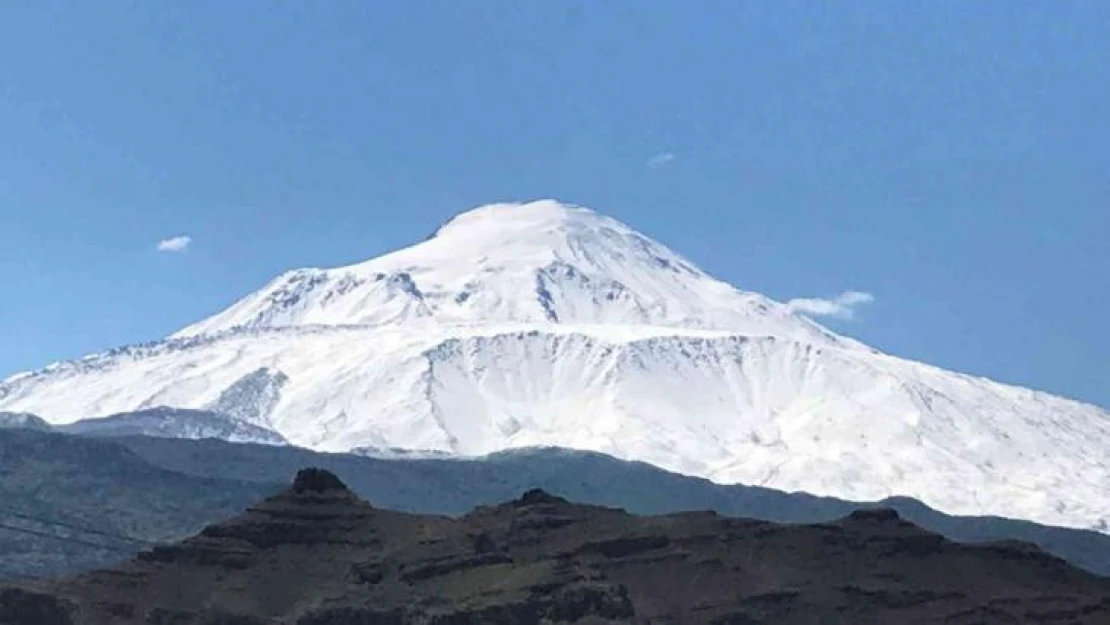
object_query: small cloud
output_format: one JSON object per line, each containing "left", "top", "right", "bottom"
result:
{"left": 647, "top": 152, "right": 676, "bottom": 168}
{"left": 156, "top": 235, "right": 192, "bottom": 253}
{"left": 786, "top": 291, "right": 874, "bottom": 320}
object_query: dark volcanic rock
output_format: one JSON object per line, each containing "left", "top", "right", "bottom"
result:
{"left": 518, "top": 488, "right": 568, "bottom": 506}
{"left": 1, "top": 470, "right": 1108, "bottom": 625}
{"left": 292, "top": 467, "right": 350, "bottom": 494}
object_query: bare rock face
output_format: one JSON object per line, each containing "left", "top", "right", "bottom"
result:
{"left": 291, "top": 467, "right": 351, "bottom": 493}
{"left": 2, "top": 469, "right": 1108, "bottom": 625}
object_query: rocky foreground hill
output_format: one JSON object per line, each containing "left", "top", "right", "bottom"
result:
{"left": 2, "top": 469, "right": 1107, "bottom": 625}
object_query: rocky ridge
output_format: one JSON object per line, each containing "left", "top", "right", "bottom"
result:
{"left": 2, "top": 469, "right": 1107, "bottom": 624}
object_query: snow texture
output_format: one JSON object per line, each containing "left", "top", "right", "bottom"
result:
{"left": 56, "top": 407, "right": 287, "bottom": 445}
{"left": 0, "top": 411, "right": 51, "bottom": 430}
{"left": 1, "top": 200, "right": 1107, "bottom": 532}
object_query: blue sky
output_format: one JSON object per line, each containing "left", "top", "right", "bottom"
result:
{"left": 1, "top": 2, "right": 1107, "bottom": 407}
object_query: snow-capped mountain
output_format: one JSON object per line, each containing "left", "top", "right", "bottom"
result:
{"left": 1, "top": 200, "right": 1107, "bottom": 532}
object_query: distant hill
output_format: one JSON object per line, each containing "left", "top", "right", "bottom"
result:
{"left": 2, "top": 430, "right": 1108, "bottom": 581}
{"left": 3, "top": 468, "right": 1107, "bottom": 625}
{"left": 0, "top": 412, "right": 50, "bottom": 431}
{"left": 0, "top": 429, "right": 277, "bottom": 580}
{"left": 119, "top": 435, "right": 1110, "bottom": 577}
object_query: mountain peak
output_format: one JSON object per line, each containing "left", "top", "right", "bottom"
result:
{"left": 343, "top": 199, "right": 663, "bottom": 279}
{"left": 172, "top": 200, "right": 846, "bottom": 346}
{"left": 431, "top": 199, "right": 605, "bottom": 239}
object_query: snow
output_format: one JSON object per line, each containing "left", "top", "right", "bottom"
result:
{"left": 0, "top": 411, "right": 51, "bottom": 430}
{"left": 57, "top": 407, "right": 288, "bottom": 445}
{"left": 1, "top": 200, "right": 1107, "bottom": 533}
{"left": 170, "top": 200, "right": 851, "bottom": 348}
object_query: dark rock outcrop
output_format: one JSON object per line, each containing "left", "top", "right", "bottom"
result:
{"left": 292, "top": 467, "right": 351, "bottom": 494}
{"left": 2, "top": 468, "right": 1107, "bottom": 624}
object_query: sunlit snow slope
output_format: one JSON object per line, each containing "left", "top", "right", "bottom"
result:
{"left": 1, "top": 200, "right": 1107, "bottom": 532}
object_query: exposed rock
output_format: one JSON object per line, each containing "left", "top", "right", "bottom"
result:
{"left": 292, "top": 467, "right": 350, "bottom": 493}
{"left": 519, "top": 488, "right": 568, "bottom": 506}
{"left": 1, "top": 471, "right": 1107, "bottom": 624}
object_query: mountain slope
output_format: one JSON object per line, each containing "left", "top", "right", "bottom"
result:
{"left": 56, "top": 407, "right": 286, "bottom": 445}
{"left": 0, "top": 429, "right": 278, "bottom": 580}
{"left": 0, "top": 412, "right": 50, "bottom": 430}
{"left": 4, "top": 469, "right": 1108, "bottom": 625}
{"left": 1, "top": 200, "right": 1107, "bottom": 533}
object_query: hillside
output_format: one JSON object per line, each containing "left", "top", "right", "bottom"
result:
{"left": 0, "top": 429, "right": 278, "bottom": 580}
{"left": 2, "top": 429, "right": 1108, "bottom": 581}
{"left": 3, "top": 468, "right": 1107, "bottom": 624}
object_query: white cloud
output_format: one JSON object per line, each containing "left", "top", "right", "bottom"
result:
{"left": 647, "top": 152, "right": 676, "bottom": 168}
{"left": 156, "top": 235, "right": 192, "bottom": 253}
{"left": 786, "top": 290, "right": 874, "bottom": 320}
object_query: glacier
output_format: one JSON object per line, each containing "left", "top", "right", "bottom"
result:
{"left": 1, "top": 200, "right": 1107, "bottom": 532}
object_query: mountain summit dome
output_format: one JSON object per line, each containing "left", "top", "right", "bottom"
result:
{"left": 171, "top": 200, "right": 847, "bottom": 346}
